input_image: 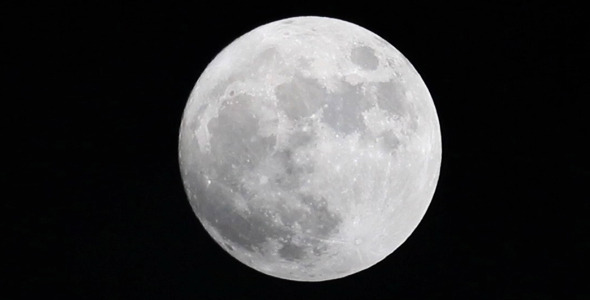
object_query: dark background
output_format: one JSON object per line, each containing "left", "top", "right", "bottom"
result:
{"left": 5, "top": 2, "right": 588, "bottom": 299}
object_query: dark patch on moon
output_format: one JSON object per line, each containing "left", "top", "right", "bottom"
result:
{"left": 288, "top": 130, "right": 314, "bottom": 148}
{"left": 278, "top": 243, "right": 306, "bottom": 261}
{"left": 275, "top": 195, "right": 342, "bottom": 240}
{"left": 276, "top": 74, "right": 368, "bottom": 136}
{"left": 351, "top": 46, "right": 379, "bottom": 70}
{"left": 381, "top": 131, "right": 401, "bottom": 150}
{"left": 322, "top": 82, "right": 366, "bottom": 135}
{"left": 375, "top": 80, "right": 407, "bottom": 115}
{"left": 297, "top": 57, "right": 313, "bottom": 70}
{"left": 265, "top": 147, "right": 316, "bottom": 193}
{"left": 362, "top": 130, "right": 402, "bottom": 154}
{"left": 374, "top": 80, "right": 418, "bottom": 132}
{"left": 300, "top": 196, "right": 341, "bottom": 237}
{"left": 312, "top": 244, "right": 329, "bottom": 256}
{"left": 191, "top": 179, "right": 276, "bottom": 252}
{"left": 207, "top": 95, "right": 275, "bottom": 179}
{"left": 252, "top": 47, "right": 281, "bottom": 73}
{"left": 196, "top": 103, "right": 208, "bottom": 118}
{"left": 275, "top": 75, "right": 327, "bottom": 119}
{"left": 274, "top": 194, "right": 343, "bottom": 260}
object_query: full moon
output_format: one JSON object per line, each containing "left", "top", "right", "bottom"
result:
{"left": 179, "top": 16, "right": 441, "bottom": 281}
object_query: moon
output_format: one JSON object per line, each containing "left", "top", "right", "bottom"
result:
{"left": 178, "top": 16, "right": 441, "bottom": 281}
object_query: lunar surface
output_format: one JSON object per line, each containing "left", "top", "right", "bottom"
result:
{"left": 179, "top": 16, "right": 441, "bottom": 281}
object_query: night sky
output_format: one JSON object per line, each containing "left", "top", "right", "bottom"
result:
{"left": 6, "top": 2, "right": 587, "bottom": 299}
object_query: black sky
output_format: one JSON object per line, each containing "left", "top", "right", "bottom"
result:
{"left": 5, "top": 2, "right": 588, "bottom": 299}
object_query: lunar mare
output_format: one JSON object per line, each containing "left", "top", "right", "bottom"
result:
{"left": 179, "top": 16, "right": 441, "bottom": 281}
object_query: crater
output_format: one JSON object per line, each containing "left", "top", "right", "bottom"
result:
{"left": 224, "top": 242, "right": 235, "bottom": 251}
{"left": 351, "top": 46, "right": 379, "bottom": 70}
